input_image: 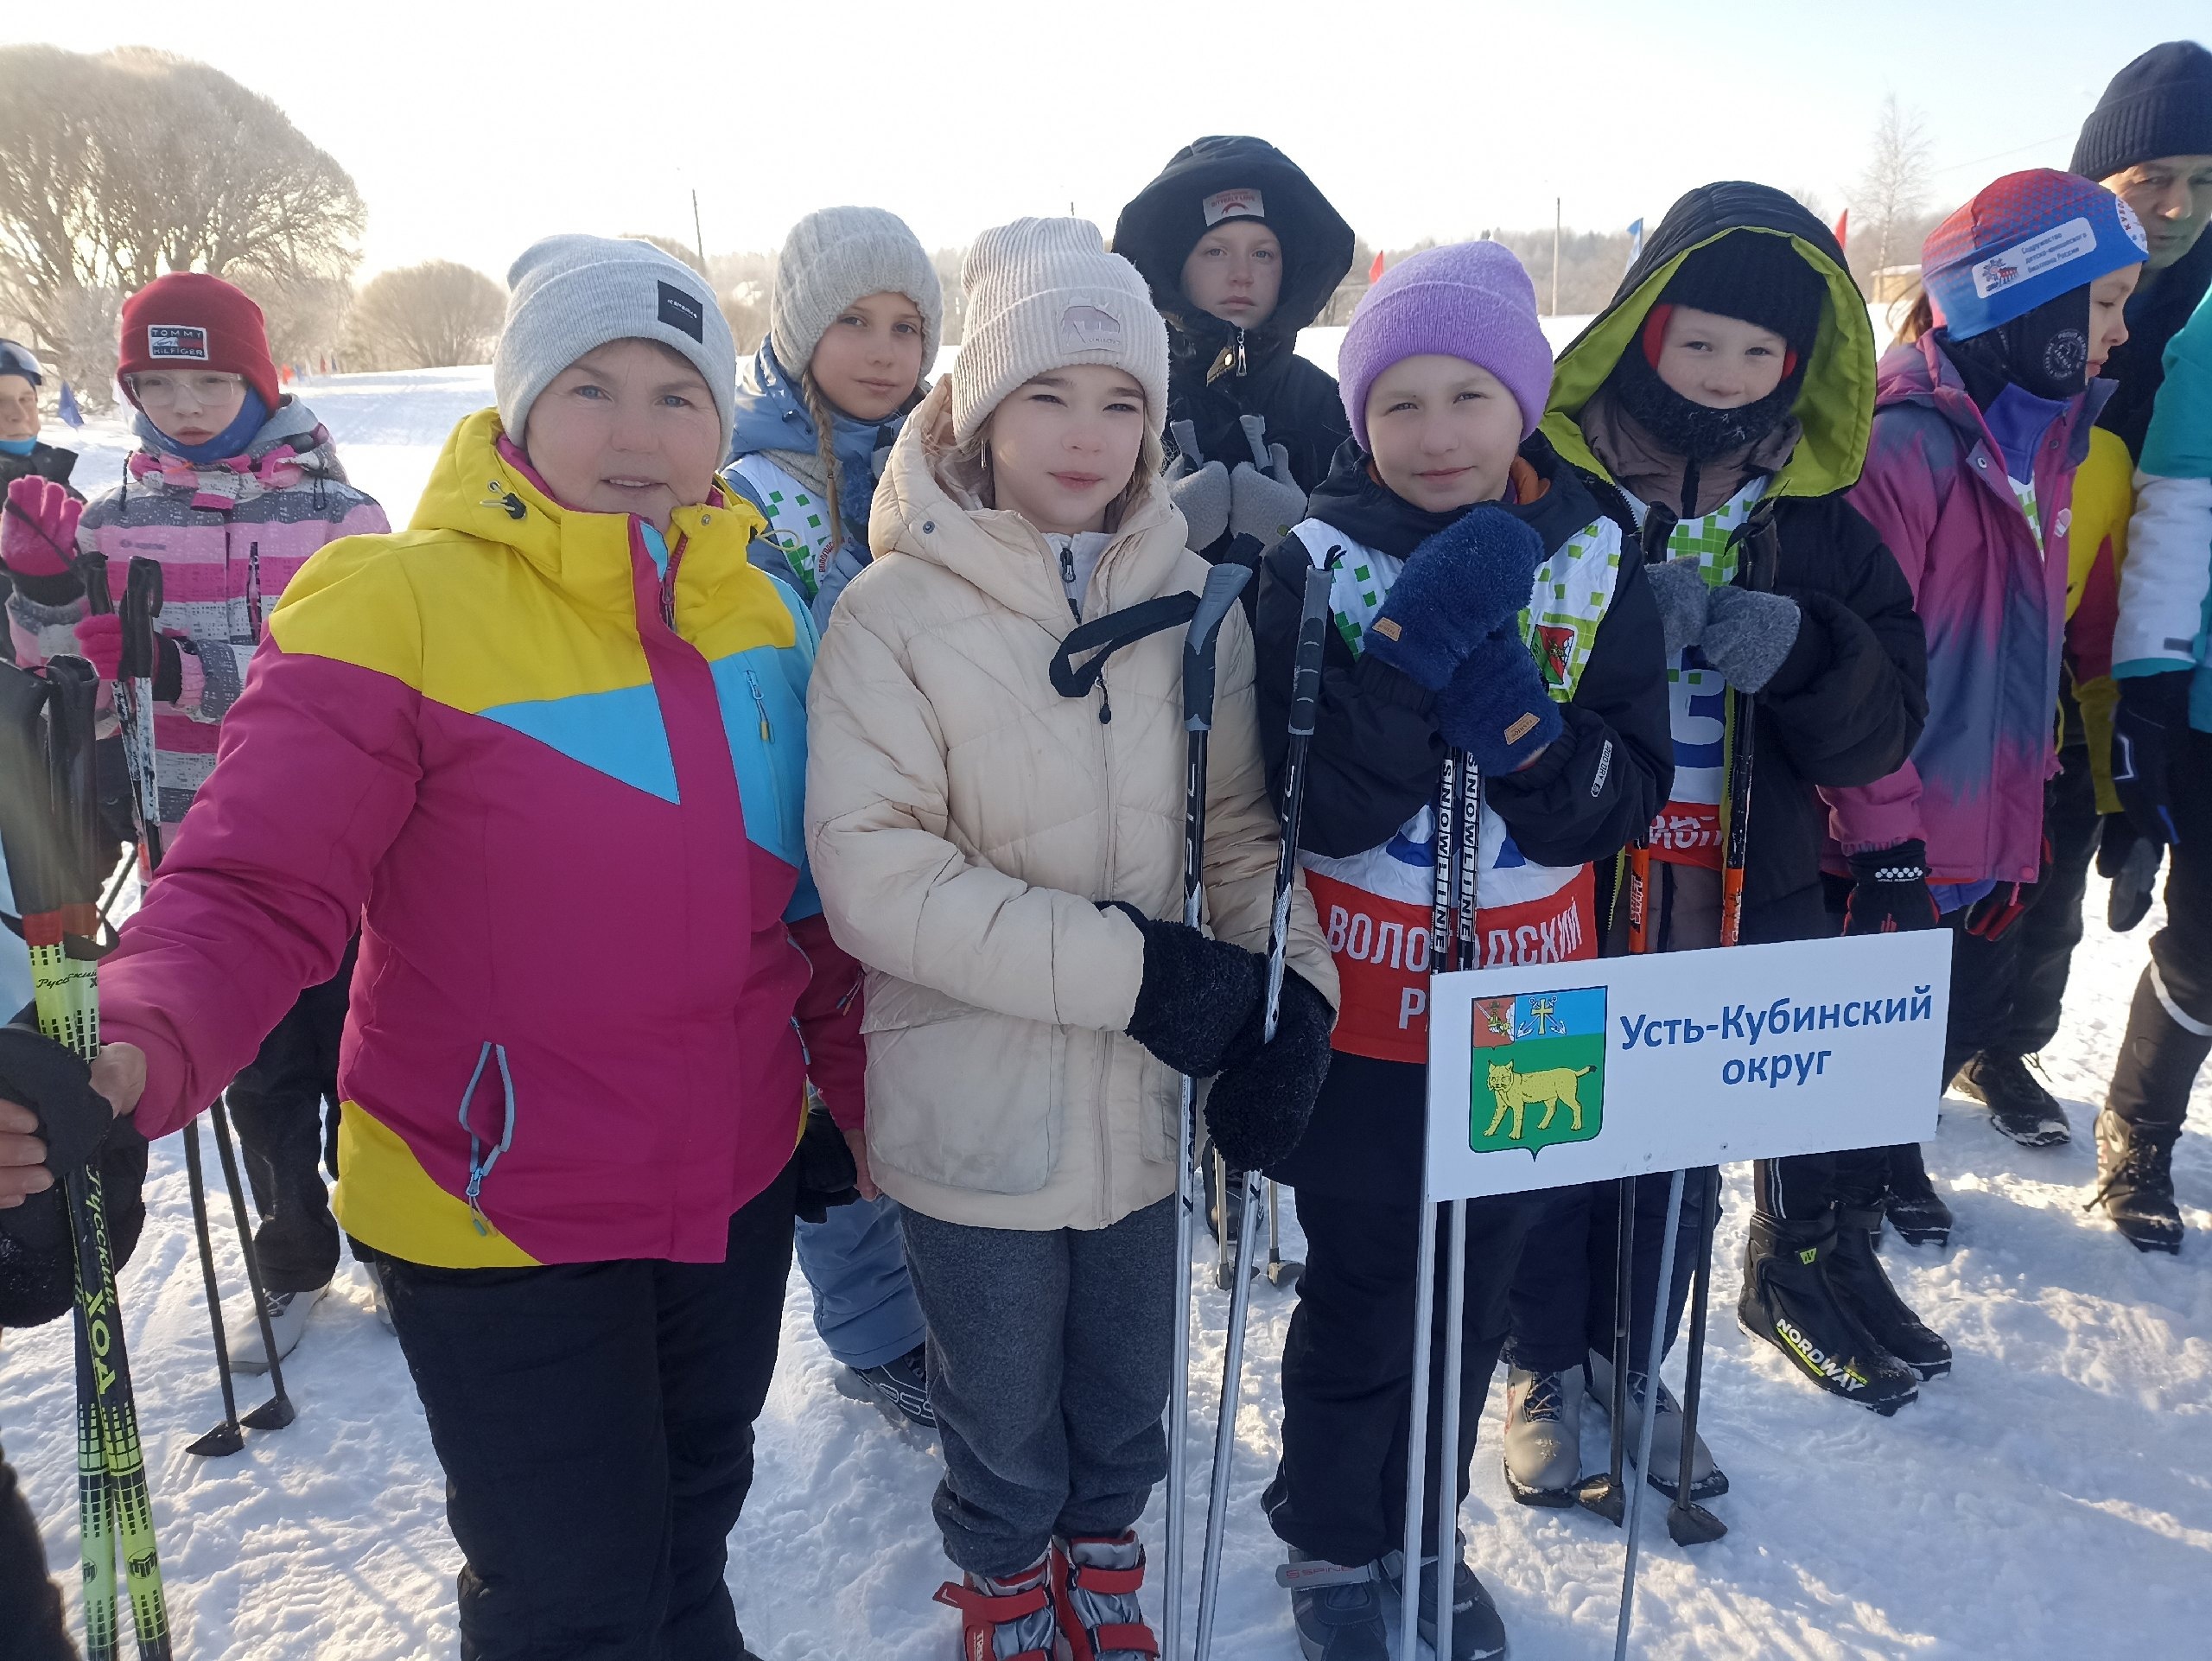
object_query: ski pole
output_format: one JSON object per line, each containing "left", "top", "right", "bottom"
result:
{"left": 180, "top": 1117, "right": 246, "bottom": 1458}
{"left": 1264, "top": 1179, "right": 1302, "bottom": 1289}
{"left": 1614, "top": 1168, "right": 1688, "bottom": 1661}
{"left": 1193, "top": 553, "right": 1332, "bottom": 1661}
{"left": 1576, "top": 1174, "right": 1636, "bottom": 1526}
{"left": 1667, "top": 1166, "right": 1726, "bottom": 1546}
{"left": 211, "top": 1095, "right": 298, "bottom": 1430}
{"left": 1162, "top": 561, "right": 1250, "bottom": 1661}
{"left": 116, "top": 559, "right": 167, "bottom": 877}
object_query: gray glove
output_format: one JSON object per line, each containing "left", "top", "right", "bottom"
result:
{"left": 1166, "top": 457, "right": 1231, "bottom": 551}
{"left": 1230, "top": 447, "right": 1306, "bottom": 544}
{"left": 1700, "top": 584, "right": 1802, "bottom": 693}
{"left": 1644, "top": 556, "right": 1712, "bottom": 661}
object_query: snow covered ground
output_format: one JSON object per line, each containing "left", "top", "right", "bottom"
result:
{"left": 6, "top": 360, "right": 2209, "bottom": 1659}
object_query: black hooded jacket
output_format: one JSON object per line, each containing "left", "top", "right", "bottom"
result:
{"left": 1114, "top": 137, "right": 1355, "bottom": 493}
{"left": 2099, "top": 228, "right": 2212, "bottom": 460}
{"left": 1547, "top": 182, "right": 1927, "bottom": 945}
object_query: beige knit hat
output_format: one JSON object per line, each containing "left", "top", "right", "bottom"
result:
{"left": 953, "top": 218, "right": 1168, "bottom": 443}
{"left": 768, "top": 206, "right": 944, "bottom": 379}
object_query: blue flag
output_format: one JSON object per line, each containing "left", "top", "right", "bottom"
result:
{"left": 1625, "top": 220, "right": 1645, "bottom": 271}
{"left": 57, "top": 380, "right": 82, "bottom": 428}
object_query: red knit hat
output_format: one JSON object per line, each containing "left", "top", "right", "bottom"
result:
{"left": 117, "top": 274, "right": 281, "bottom": 412}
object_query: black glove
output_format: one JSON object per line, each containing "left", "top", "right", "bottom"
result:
{"left": 791, "top": 1098, "right": 861, "bottom": 1225}
{"left": 1117, "top": 907, "right": 1266, "bottom": 1077}
{"left": 1364, "top": 506, "right": 1546, "bottom": 691}
{"left": 0, "top": 1026, "right": 147, "bottom": 1331}
{"left": 2097, "top": 815, "right": 2163, "bottom": 932}
{"left": 2112, "top": 670, "right": 2190, "bottom": 846}
{"left": 1840, "top": 840, "right": 1940, "bottom": 935}
{"left": 1434, "top": 633, "right": 1560, "bottom": 773}
{"left": 1204, "top": 968, "right": 1336, "bottom": 1171}
{"left": 1962, "top": 833, "right": 2049, "bottom": 942}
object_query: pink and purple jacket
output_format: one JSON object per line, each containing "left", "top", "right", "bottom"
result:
{"left": 99, "top": 409, "right": 864, "bottom": 1268}
{"left": 3, "top": 397, "right": 388, "bottom": 842}
{"left": 1822, "top": 334, "right": 2111, "bottom": 886}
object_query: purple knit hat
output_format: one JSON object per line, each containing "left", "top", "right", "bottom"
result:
{"left": 1338, "top": 241, "right": 1553, "bottom": 449}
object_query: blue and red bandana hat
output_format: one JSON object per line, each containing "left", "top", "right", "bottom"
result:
{"left": 1922, "top": 169, "right": 2147, "bottom": 342}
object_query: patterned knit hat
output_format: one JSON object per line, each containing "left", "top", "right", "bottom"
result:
{"left": 768, "top": 207, "right": 944, "bottom": 381}
{"left": 1336, "top": 241, "right": 1554, "bottom": 449}
{"left": 1922, "top": 170, "right": 2149, "bottom": 341}
{"left": 2071, "top": 41, "right": 2212, "bottom": 183}
{"left": 953, "top": 219, "right": 1168, "bottom": 443}
{"left": 117, "top": 274, "right": 280, "bottom": 412}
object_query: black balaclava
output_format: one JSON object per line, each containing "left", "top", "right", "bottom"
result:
{"left": 1607, "top": 231, "right": 1827, "bottom": 461}
{"left": 1937, "top": 286, "right": 2096, "bottom": 410}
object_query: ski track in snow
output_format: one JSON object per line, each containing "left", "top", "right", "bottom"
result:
{"left": 7, "top": 353, "right": 2209, "bottom": 1658}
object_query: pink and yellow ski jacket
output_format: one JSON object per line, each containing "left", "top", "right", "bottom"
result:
{"left": 101, "top": 409, "right": 863, "bottom": 1267}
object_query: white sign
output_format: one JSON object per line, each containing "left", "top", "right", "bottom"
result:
{"left": 1422, "top": 931, "right": 1953, "bottom": 1200}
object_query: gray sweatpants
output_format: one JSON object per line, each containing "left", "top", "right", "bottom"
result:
{"left": 900, "top": 1195, "right": 1175, "bottom": 1578}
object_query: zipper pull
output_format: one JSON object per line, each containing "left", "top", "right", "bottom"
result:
{"left": 464, "top": 1168, "right": 490, "bottom": 1235}
{"left": 1235, "top": 328, "right": 1248, "bottom": 378}
{"left": 246, "top": 541, "right": 264, "bottom": 642}
{"left": 745, "top": 665, "right": 772, "bottom": 742}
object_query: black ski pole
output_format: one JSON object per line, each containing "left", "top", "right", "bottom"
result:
{"left": 180, "top": 1117, "right": 246, "bottom": 1458}
{"left": 1667, "top": 1165, "right": 1726, "bottom": 1545}
{"left": 1579, "top": 1176, "right": 1637, "bottom": 1524}
{"left": 1162, "top": 560, "right": 1252, "bottom": 1661}
{"left": 210, "top": 1096, "right": 297, "bottom": 1430}
{"left": 1193, "top": 552, "right": 1334, "bottom": 1661}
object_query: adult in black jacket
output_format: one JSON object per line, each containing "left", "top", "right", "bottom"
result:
{"left": 1508, "top": 185, "right": 1935, "bottom": 1445}
{"left": 1114, "top": 137, "right": 1354, "bottom": 557}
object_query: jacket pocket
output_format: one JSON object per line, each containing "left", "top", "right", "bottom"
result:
{"left": 1137, "top": 1045, "right": 1181, "bottom": 1167}
{"left": 864, "top": 1009, "right": 1066, "bottom": 1196}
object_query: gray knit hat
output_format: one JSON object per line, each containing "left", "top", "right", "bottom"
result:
{"left": 768, "top": 206, "right": 944, "bottom": 380}
{"left": 495, "top": 234, "right": 738, "bottom": 455}
{"left": 953, "top": 218, "right": 1168, "bottom": 443}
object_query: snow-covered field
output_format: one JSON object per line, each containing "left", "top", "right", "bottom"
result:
{"left": 5, "top": 356, "right": 2209, "bottom": 1659}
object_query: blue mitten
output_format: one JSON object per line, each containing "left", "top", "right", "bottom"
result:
{"left": 1364, "top": 506, "right": 1545, "bottom": 691}
{"left": 1433, "top": 633, "right": 1561, "bottom": 773}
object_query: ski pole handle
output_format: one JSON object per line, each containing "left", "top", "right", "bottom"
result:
{"left": 1185, "top": 563, "right": 1253, "bottom": 731}
{"left": 119, "top": 558, "right": 163, "bottom": 684}
{"left": 79, "top": 552, "right": 113, "bottom": 618}
{"left": 1287, "top": 559, "right": 1333, "bottom": 740}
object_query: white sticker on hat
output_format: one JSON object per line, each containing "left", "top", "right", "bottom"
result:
{"left": 1201, "top": 188, "right": 1265, "bottom": 226}
{"left": 1970, "top": 217, "right": 2098, "bottom": 300}
{"left": 1060, "top": 305, "right": 1124, "bottom": 351}
{"left": 2114, "top": 197, "right": 2149, "bottom": 254}
{"left": 145, "top": 325, "right": 209, "bottom": 361}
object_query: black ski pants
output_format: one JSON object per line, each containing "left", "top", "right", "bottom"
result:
{"left": 0, "top": 1439, "right": 74, "bottom": 1661}
{"left": 1265, "top": 1057, "right": 1541, "bottom": 1569}
{"left": 1990, "top": 744, "right": 2105, "bottom": 1058}
{"left": 225, "top": 937, "right": 356, "bottom": 1296}
{"left": 1503, "top": 1169, "right": 1713, "bottom": 1378}
{"left": 2111, "top": 730, "right": 2212, "bottom": 1130}
{"left": 374, "top": 1159, "right": 796, "bottom": 1661}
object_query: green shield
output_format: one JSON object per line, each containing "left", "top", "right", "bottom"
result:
{"left": 1469, "top": 987, "right": 1607, "bottom": 1157}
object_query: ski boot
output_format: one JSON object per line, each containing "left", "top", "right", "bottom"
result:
{"left": 934, "top": 1556, "right": 1056, "bottom": 1660}
{"left": 1278, "top": 1551, "right": 1388, "bottom": 1661}
{"left": 1881, "top": 1142, "right": 1953, "bottom": 1247}
{"left": 1586, "top": 1350, "right": 1727, "bottom": 1499}
{"left": 1048, "top": 1531, "right": 1155, "bottom": 1661}
{"left": 1378, "top": 1539, "right": 1506, "bottom": 1661}
{"left": 1829, "top": 1208, "right": 1952, "bottom": 1378}
{"left": 2092, "top": 1111, "right": 2184, "bottom": 1254}
{"left": 1955, "top": 1052, "right": 2071, "bottom": 1148}
{"left": 228, "top": 1282, "right": 327, "bottom": 1373}
{"left": 1502, "top": 1365, "right": 1583, "bottom": 1505}
{"left": 1738, "top": 1211, "right": 1919, "bottom": 1415}
{"left": 836, "top": 1342, "right": 937, "bottom": 1430}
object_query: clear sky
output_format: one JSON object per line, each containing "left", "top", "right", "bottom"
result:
{"left": 23, "top": 1, "right": 2210, "bottom": 279}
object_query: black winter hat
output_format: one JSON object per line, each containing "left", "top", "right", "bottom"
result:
{"left": 2071, "top": 41, "right": 2212, "bottom": 182}
{"left": 1655, "top": 231, "right": 1827, "bottom": 359}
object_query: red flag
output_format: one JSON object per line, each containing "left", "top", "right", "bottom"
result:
{"left": 1368, "top": 251, "right": 1386, "bottom": 284}
{"left": 1832, "top": 209, "right": 1849, "bottom": 252}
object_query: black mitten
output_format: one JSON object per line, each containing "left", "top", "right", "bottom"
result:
{"left": 1840, "top": 841, "right": 1940, "bottom": 936}
{"left": 1117, "top": 907, "right": 1266, "bottom": 1078}
{"left": 791, "top": 1099, "right": 861, "bottom": 1225}
{"left": 1204, "top": 968, "right": 1337, "bottom": 1171}
{"left": 0, "top": 1027, "right": 144, "bottom": 1331}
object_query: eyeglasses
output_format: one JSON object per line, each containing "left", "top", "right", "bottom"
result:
{"left": 128, "top": 371, "right": 244, "bottom": 409}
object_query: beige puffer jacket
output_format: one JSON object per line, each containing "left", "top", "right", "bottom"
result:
{"left": 804, "top": 380, "right": 1337, "bottom": 1231}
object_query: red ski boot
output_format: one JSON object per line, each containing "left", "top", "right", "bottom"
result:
{"left": 1050, "top": 1531, "right": 1159, "bottom": 1659}
{"left": 935, "top": 1556, "right": 1056, "bottom": 1661}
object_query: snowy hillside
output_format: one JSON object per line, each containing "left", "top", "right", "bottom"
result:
{"left": 3, "top": 360, "right": 2208, "bottom": 1660}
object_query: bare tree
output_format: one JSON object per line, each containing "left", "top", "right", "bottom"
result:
{"left": 0, "top": 45, "right": 363, "bottom": 401}
{"left": 1853, "top": 94, "right": 1936, "bottom": 279}
{"left": 345, "top": 261, "right": 503, "bottom": 371}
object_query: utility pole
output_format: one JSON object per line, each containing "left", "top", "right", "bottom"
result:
{"left": 692, "top": 189, "right": 707, "bottom": 270}
{"left": 1548, "top": 198, "right": 1566, "bottom": 318}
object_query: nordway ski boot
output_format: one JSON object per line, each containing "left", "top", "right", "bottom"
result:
{"left": 1278, "top": 1551, "right": 1389, "bottom": 1661}
{"left": 836, "top": 1341, "right": 938, "bottom": 1429}
{"left": 2092, "top": 1111, "right": 2185, "bottom": 1254}
{"left": 1586, "top": 1349, "right": 1727, "bottom": 1499}
{"left": 1502, "top": 1365, "right": 1583, "bottom": 1505}
{"left": 1048, "top": 1531, "right": 1156, "bottom": 1661}
{"left": 1827, "top": 1208, "right": 1952, "bottom": 1378}
{"left": 1738, "top": 1211, "right": 1919, "bottom": 1414}
{"left": 1880, "top": 1142, "right": 1953, "bottom": 1247}
{"left": 1378, "top": 1538, "right": 1506, "bottom": 1661}
{"left": 1955, "top": 1052, "right": 2071, "bottom": 1148}
{"left": 934, "top": 1555, "right": 1056, "bottom": 1660}
{"left": 228, "top": 1282, "right": 326, "bottom": 1373}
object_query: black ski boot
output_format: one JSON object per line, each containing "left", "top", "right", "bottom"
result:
{"left": 1829, "top": 1208, "right": 1952, "bottom": 1378}
{"left": 2092, "top": 1111, "right": 2183, "bottom": 1254}
{"left": 1955, "top": 1052, "right": 2071, "bottom": 1147}
{"left": 1379, "top": 1542, "right": 1506, "bottom": 1661}
{"left": 1881, "top": 1142, "right": 1952, "bottom": 1247}
{"left": 1738, "top": 1211, "right": 1920, "bottom": 1415}
{"left": 1278, "top": 1552, "right": 1389, "bottom": 1661}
